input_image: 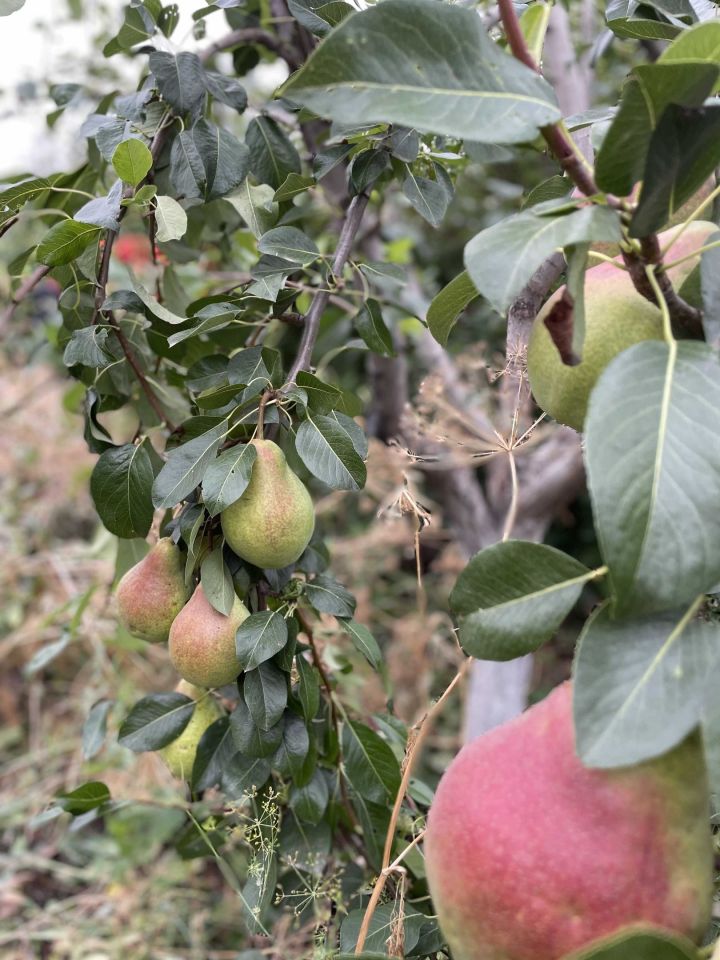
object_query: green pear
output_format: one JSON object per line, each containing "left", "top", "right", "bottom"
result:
{"left": 168, "top": 583, "right": 249, "bottom": 688}
{"left": 424, "top": 682, "right": 712, "bottom": 960}
{"left": 116, "top": 538, "right": 188, "bottom": 643}
{"left": 220, "top": 439, "right": 315, "bottom": 569}
{"left": 158, "top": 680, "right": 222, "bottom": 780}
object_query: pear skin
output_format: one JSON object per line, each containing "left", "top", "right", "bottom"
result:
{"left": 527, "top": 221, "right": 718, "bottom": 431}
{"left": 168, "top": 583, "right": 249, "bottom": 688}
{"left": 424, "top": 682, "right": 712, "bottom": 960}
{"left": 220, "top": 439, "right": 315, "bottom": 569}
{"left": 158, "top": 680, "right": 223, "bottom": 780}
{"left": 116, "top": 538, "right": 188, "bottom": 643}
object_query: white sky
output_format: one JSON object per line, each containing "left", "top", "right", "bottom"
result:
{"left": 0, "top": 0, "right": 235, "bottom": 176}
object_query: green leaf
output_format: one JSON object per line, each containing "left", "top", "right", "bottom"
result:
{"left": 222, "top": 753, "right": 272, "bottom": 797}
{"left": 296, "top": 655, "right": 320, "bottom": 722}
{"left": 200, "top": 547, "right": 235, "bottom": 616}
{"left": 63, "top": 327, "right": 110, "bottom": 368}
{"left": 702, "top": 693, "right": 720, "bottom": 796}
{"left": 631, "top": 103, "right": 720, "bottom": 237}
{"left": 287, "top": 0, "right": 353, "bottom": 36}
{"left": 74, "top": 181, "right": 123, "bottom": 229}
{"left": 403, "top": 168, "right": 451, "bottom": 227}
{"left": 149, "top": 50, "right": 207, "bottom": 115}
{"left": 152, "top": 422, "right": 227, "bottom": 509}
{"left": 82, "top": 700, "right": 113, "bottom": 760}
{"left": 450, "top": 541, "right": 593, "bottom": 661}
{"left": 426, "top": 270, "right": 478, "bottom": 346}
{"left": 282, "top": 0, "right": 560, "bottom": 143}
{"left": 272, "top": 712, "right": 310, "bottom": 780}
{"left": 273, "top": 173, "right": 315, "bottom": 202}
{"left": 192, "top": 716, "right": 234, "bottom": 792}
{"left": 112, "top": 139, "right": 153, "bottom": 187}
{"left": 90, "top": 441, "right": 155, "bottom": 539}
{"left": 701, "top": 232, "right": 720, "bottom": 347}
{"left": 36, "top": 220, "right": 100, "bottom": 266}
{"left": 340, "top": 904, "right": 428, "bottom": 957}
{"left": 573, "top": 602, "right": 720, "bottom": 768}
{"left": 585, "top": 341, "right": 720, "bottom": 616}
{"left": 464, "top": 204, "right": 621, "bottom": 314}
{"left": 305, "top": 574, "right": 356, "bottom": 618}
{"left": 226, "top": 180, "right": 278, "bottom": 238}
{"left": 295, "top": 414, "right": 367, "bottom": 490}
{"left": 289, "top": 769, "right": 328, "bottom": 823}
{"left": 154, "top": 195, "right": 187, "bottom": 242}
{"left": 295, "top": 371, "right": 341, "bottom": 414}
{"left": 354, "top": 299, "right": 394, "bottom": 356}
{"left": 340, "top": 620, "right": 382, "bottom": 669}
{"left": 118, "top": 693, "right": 194, "bottom": 752}
{"left": 342, "top": 720, "right": 400, "bottom": 804}
{"left": 170, "top": 119, "right": 249, "bottom": 201}
{"left": 202, "top": 442, "right": 257, "bottom": 517}
{"left": 565, "top": 924, "right": 699, "bottom": 959}
{"left": 129, "top": 270, "right": 186, "bottom": 324}
{"left": 246, "top": 116, "right": 301, "bottom": 190}
{"left": 257, "top": 226, "right": 319, "bottom": 265}
{"left": 56, "top": 781, "right": 110, "bottom": 815}
{"left": 245, "top": 662, "right": 288, "bottom": 731}
{"left": 350, "top": 149, "right": 391, "bottom": 193}
{"left": 204, "top": 71, "right": 247, "bottom": 112}
{"left": 236, "top": 611, "right": 289, "bottom": 671}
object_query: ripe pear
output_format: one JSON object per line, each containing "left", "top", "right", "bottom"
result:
{"left": 168, "top": 583, "right": 249, "bottom": 688}
{"left": 220, "top": 439, "right": 315, "bottom": 569}
{"left": 527, "top": 221, "right": 717, "bottom": 432}
{"left": 116, "top": 538, "right": 188, "bottom": 643}
{"left": 424, "top": 682, "right": 712, "bottom": 960}
{"left": 158, "top": 680, "right": 222, "bottom": 780}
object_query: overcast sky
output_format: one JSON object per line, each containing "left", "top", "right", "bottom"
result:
{"left": 0, "top": 0, "right": 233, "bottom": 176}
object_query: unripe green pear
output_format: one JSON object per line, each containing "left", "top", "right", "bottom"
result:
{"left": 527, "top": 221, "right": 717, "bottom": 432}
{"left": 424, "top": 682, "right": 712, "bottom": 960}
{"left": 158, "top": 680, "right": 222, "bottom": 780}
{"left": 168, "top": 583, "right": 249, "bottom": 688}
{"left": 220, "top": 439, "right": 315, "bottom": 569}
{"left": 116, "top": 538, "right": 188, "bottom": 643}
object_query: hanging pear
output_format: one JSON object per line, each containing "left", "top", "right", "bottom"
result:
{"left": 220, "top": 439, "right": 315, "bottom": 569}
{"left": 168, "top": 583, "right": 249, "bottom": 688}
{"left": 158, "top": 680, "right": 223, "bottom": 780}
{"left": 424, "top": 682, "right": 712, "bottom": 960}
{"left": 116, "top": 538, "right": 188, "bottom": 643}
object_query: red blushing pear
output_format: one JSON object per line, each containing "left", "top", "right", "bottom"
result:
{"left": 424, "top": 682, "right": 712, "bottom": 960}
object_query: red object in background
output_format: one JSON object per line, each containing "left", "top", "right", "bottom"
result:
{"left": 113, "top": 233, "right": 154, "bottom": 267}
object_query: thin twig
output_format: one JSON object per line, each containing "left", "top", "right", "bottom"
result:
{"left": 107, "top": 312, "right": 175, "bottom": 429}
{"left": 1, "top": 264, "right": 51, "bottom": 332}
{"left": 354, "top": 658, "right": 471, "bottom": 955}
{"left": 199, "top": 26, "right": 302, "bottom": 70}
{"left": 286, "top": 193, "right": 370, "bottom": 384}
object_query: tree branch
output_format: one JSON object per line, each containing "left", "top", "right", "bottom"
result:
{"left": 285, "top": 193, "right": 370, "bottom": 384}
{"left": 107, "top": 311, "right": 175, "bottom": 429}
{"left": 1, "top": 264, "right": 51, "bottom": 334}
{"left": 199, "top": 27, "right": 302, "bottom": 70}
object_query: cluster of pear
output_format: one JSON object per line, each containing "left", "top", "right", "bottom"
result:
{"left": 115, "top": 439, "right": 314, "bottom": 779}
{"left": 527, "top": 221, "right": 716, "bottom": 431}
{"left": 424, "top": 683, "right": 713, "bottom": 960}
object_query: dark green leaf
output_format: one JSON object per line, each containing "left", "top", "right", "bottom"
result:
{"left": 118, "top": 693, "right": 194, "bottom": 752}
{"left": 287, "top": 0, "right": 353, "bottom": 36}
{"left": 192, "top": 716, "right": 235, "bottom": 791}
{"left": 349, "top": 149, "right": 391, "bottom": 194}
{"left": 342, "top": 720, "right": 400, "bottom": 804}
{"left": 63, "top": 327, "right": 110, "bottom": 368}
{"left": 149, "top": 50, "right": 207, "bottom": 114}
{"left": 236, "top": 611, "right": 289, "bottom": 671}
{"left": 222, "top": 753, "right": 272, "bottom": 797}
{"left": 354, "top": 299, "right": 394, "bottom": 356}
{"left": 170, "top": 119, "right": 249, "bottom": 201}
{"left": 245, "top": 661, "right": 288, "bottom": 731}
{"left": 426, "top": 270, "right": 478, "bottom": 346}
{"left": 36, "top": 220, "right": 100, "bottom": 266}
{"left": 295, "top": 371, "right": 341, "bottom": 414}
{"left": 295, "top": 414, "right": 367, "bottom": 490}
{"left": 204, "top": 71, "right": 247, "bottom": 112}
{"left": 305, "top": 574, "right": 356, "bottom": 618}
{"left": 573, "top": 602, "right": 720, "bottom": 768}
{"left": 82, "top": 700, "right": 113, "bottom": 760}
{"left": 152, "top": 422, "right": 227, "bottom": 509}
{"left": 230, "top": 697, "right": 284, "bottom": 758}
{"left": 289, "top": 769, "right": 328, "bottom": 823}
{"left": 90, "top": 441, "right": 155, "bottom": 539}
{"left": 226, "top": 180, "right": 278, "bottom": 238}
{"left": 585, "top": 341, "right": 720, "bottom": 616}
{"left": 340, "top": 904, "right": 427, "bottom": 956}
{"left": 74, "top": 181, "right": 123, "bottom": 229}
{"left": 340, "top": 620, "right": 382, "bottom": 670}
{"left": 282, "top": 0, "right": 560, "bottom": 143}
{"left": 273, "top": 173, "right": 315, "bottom": 201}
{"left": 272, "top": 712, "right": 310, "bottom": 779}
{"left": 403, "top": 168, "right": 451, "bottom": 227}
{"left": 567, "top": 925, "right": 699, "bottom": 959}
{"left": 389, "top": 127, "right": 419, "bottom": 162}
{"left": 246, "top": 116, "right": 301, "bottom": 190}
{"left": 296, "top": 655, "right": 320, "bottom": 721}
